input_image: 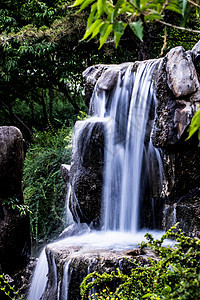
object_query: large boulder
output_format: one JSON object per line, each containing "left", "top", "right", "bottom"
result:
{"left": 38, "top": 234, "right": 148, "bottom": 300}
{"left": 0, "top": 126, "right": 31, "bottom": 274}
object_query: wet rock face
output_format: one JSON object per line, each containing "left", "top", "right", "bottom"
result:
{"left": 152, "top": 42, "right": 200, "bottom": 237}
{"left": 0, "top": 126, "right": 24, "bottom": 198}
{"left": 166, "top": 46, "right": 199, "bottom": 97}
{"left": 83, "top": 63, "right": 132, "bottom": 108}
{"left": 69, "top": 121, "right": 105, "bottom": 227}
{"left": 0, "top": 126, "right": 31, "bottom": 274}
{"left": 42, "top": 242, "right": 147, "bottom": 300}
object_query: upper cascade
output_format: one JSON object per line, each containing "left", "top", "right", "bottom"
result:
{"left": 90, "top": 60, "right": 162, "bottom": 232}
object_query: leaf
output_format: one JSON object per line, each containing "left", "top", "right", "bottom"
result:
{"left": 111, "top": 0, "right": 125, "bottom": 22}
{"left": 99, "top": 21, "right": 109, "bottom": 35}
{"left": 114, "top": 31, "right": 123, "bottom": 47}
{"left": 181, "top": 0, "right": 188, "bottom": 16}
{"left": 187, "top": 108, "right": 200, "bottom": 139}
{"left": 83, "top": 19, "right": 102, "bottom": 40}
{"left": 87, "top": 3, "right": 97, "bottom": 28}
{"left": 99, "top": 24, "right": 113, "bottom": 49}
{"left": 70, "top": 0, "right": 85, "bottom": 8}
{"left": 79, "top": 0, "right": 96, "bottom": 11}
{"left": 129, "top": 20, "right": 143, "bottom": 41}
{"left": 166, "top": 3, "right": 181, "bottom": 14}
{"left": 144, "top": 13, "right": 162, "bottom": 21}
{"left": 136, "top": 0, "right": 140, "bottom": 9}
{"left": 97, "top": 0, "right": 106, "bottom": 17}
{"left": 91, "top": 21, "right": 104, "bottom": 38}
{"left": 113, "top": 21, "right": 124, "bottom": 34}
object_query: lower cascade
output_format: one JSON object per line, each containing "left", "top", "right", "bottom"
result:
{"left": 29, "top": 43, "right": 200, "bottom": 299}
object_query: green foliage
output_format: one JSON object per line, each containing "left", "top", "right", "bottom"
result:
{"left": 187, "top": 107, "right": 200, "bottom": 145}
{"left": 72, "top": 0, "right": 200, "bottom": 48}
{"left": 0, "top": 274, "right": 22, "bottom": 300}
{"left": 1, "top": 197, "right": 32, "bottom": 216}
{"left": 80, "top": 224, "right": 200, "bottom": 300}
{"left": 23, "top": 125, "right": 72, "bottom": 243}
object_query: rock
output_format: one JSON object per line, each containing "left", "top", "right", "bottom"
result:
{"left": 173, "top": 100, "right": 193, "bottom": 138}
{"left": 69, "top": 120, "right": 105, "bottom": 227}
{"left": 0, "top": 126, "right": 24, "bottom": 199}
{"left": 60, "top": 164, "right": 70, "bottom": 184}
{"left": 0, "top": 126, "right": 31, "bottom": 274}
{"left": 41, "top": 240, "right": 147, "bottom": 300}
{"left": 83, "top": 62, "right": 135, "bottom": 112}
{"left": 166, "top": 46, "right": 199, "bottom": 97}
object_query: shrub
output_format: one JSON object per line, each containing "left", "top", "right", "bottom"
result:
{"left": 23, "top": 125, "right": 72, "bottom": 244}
{"left": 80, "top": 224, "right": 200, "bottom": 300}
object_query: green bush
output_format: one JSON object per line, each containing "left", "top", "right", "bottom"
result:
{"left": 0, "top": 274, "right": 22, "bottom": 300}
{"left": 23, "top": 125, "right": 72, "bottom": 244}
{"left": 80, "top": 224, "right": 200, "bottom": 300}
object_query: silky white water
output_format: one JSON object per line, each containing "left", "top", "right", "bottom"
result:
{"left": 28, "top": 60, "right": 165, "bottom": 299}
{"left": 91, "top": 61, "right": 160, "bottom": 232}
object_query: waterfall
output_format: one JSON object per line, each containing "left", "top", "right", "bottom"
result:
{"left": 28, "top": 59, "right": 164, "bottom": 299}
{"left": 28, "top": 248, "right": 48, "bottom": 300}
{"left": 91, "top": 60, "right": 160, "bottom": 232}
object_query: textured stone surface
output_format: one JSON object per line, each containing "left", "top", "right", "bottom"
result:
{"left": 83, "top": 62, "right": 136, "bottom": 113}
{"left": 0, "top": 126, "right": 31, "bottom": 274}
{"left": 69, "top": 120, "right": 105, "bottom": 227}
{"left": 0, "top": 126, "right": 24, "bottom": 199}
{"left": 166, "top": 46, "right": 199, "bottom": 97}
{"left": 42, "top": 241, "right": 148, "bottom": 300}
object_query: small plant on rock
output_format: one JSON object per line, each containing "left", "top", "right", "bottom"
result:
{"left": 80, "top": 224, "right": 200, "bottom": 300}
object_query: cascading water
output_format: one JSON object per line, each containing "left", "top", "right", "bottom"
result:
{"left": 91, "top": 60, "right": 161, "bottom": 232}
{"left": 28, "top": 59, "right": 165, "bottom": 300}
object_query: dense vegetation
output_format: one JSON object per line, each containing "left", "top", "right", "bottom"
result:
{"left": 23, "top": 125, "right": 72, "bottom": 244}
{"left": 81, "top": 224, "right": 200, "bottom": 300}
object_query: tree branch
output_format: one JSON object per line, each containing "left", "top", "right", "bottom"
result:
{"left": 188, "top": 0, "right": 200, "bottom": 8}
{"left": 157, "top": 19, "right": 200, "bottom": 34}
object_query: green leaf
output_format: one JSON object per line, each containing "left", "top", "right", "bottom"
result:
{"left": 113, "top": 21, "right": 124, "bottom": 34}
{"left": 187, "top": 108, "right": 200, "bottom": 139}
{"left": 136, "top": 0, "right": 140, "bottom": 9}
{"left": 99, "top": 24, "right": 113, "bottom": 49}
{"left": 114, "top": 31, "right": 123, "bottom": 47}
{"left": 79, "top": 0, "right": 96, "bottom": 11}
{"left": 83, "top": 19, "right": 102, "bottom": 40}
{"left": 99, "top": 21, "right": 109, "bottom": 35}
{"left": 91, "top": 21, "right": 104, "bottom": 38}
{"left": 166, "top": 3, "right": 182, "bottom": 14}
{"left": 144, "top": 13, "right": 162, "bottom": 21}
{"left": 111, "top": 0, "right": 124, "bottom": 22}
{"left": 70, "top": 0, "right": 85, "bottom": 7}
{"left": 129, "top": 20, "right": 143, "bottom": 41}
{"left": 113, "top": 21, "right": 127, "bottom": 46}
{"left": 87, "top": 3, "right": 97, "bottom": 28}
{"left": 181, "top": 0, "right": 188, "bottom": 16}
{"left": 97, "top": 0, "right": 106, "bottom": 17}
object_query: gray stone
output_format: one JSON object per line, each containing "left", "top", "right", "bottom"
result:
{"left": 0, "top": 126, "right": 31, "bottom": 274}
{"left": 69, "top": 120, "right": 105, "bottom": 227}
{"left": 166, "top": 46, "right": 199, "bottom": 97}
{"left": 83, "top": 63, "right": 135, "bottom": 110}
{"left": 0, "top": 126, "right": 24, "bottom": 198}
{"left": 60, "top": 164, "right": 70, "bottom": 184}
{"left": 42, "top": 241, "right": 147, "bottom": 300}
{"left": 173, "top": 100, "right": 193, "bottom": 138}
